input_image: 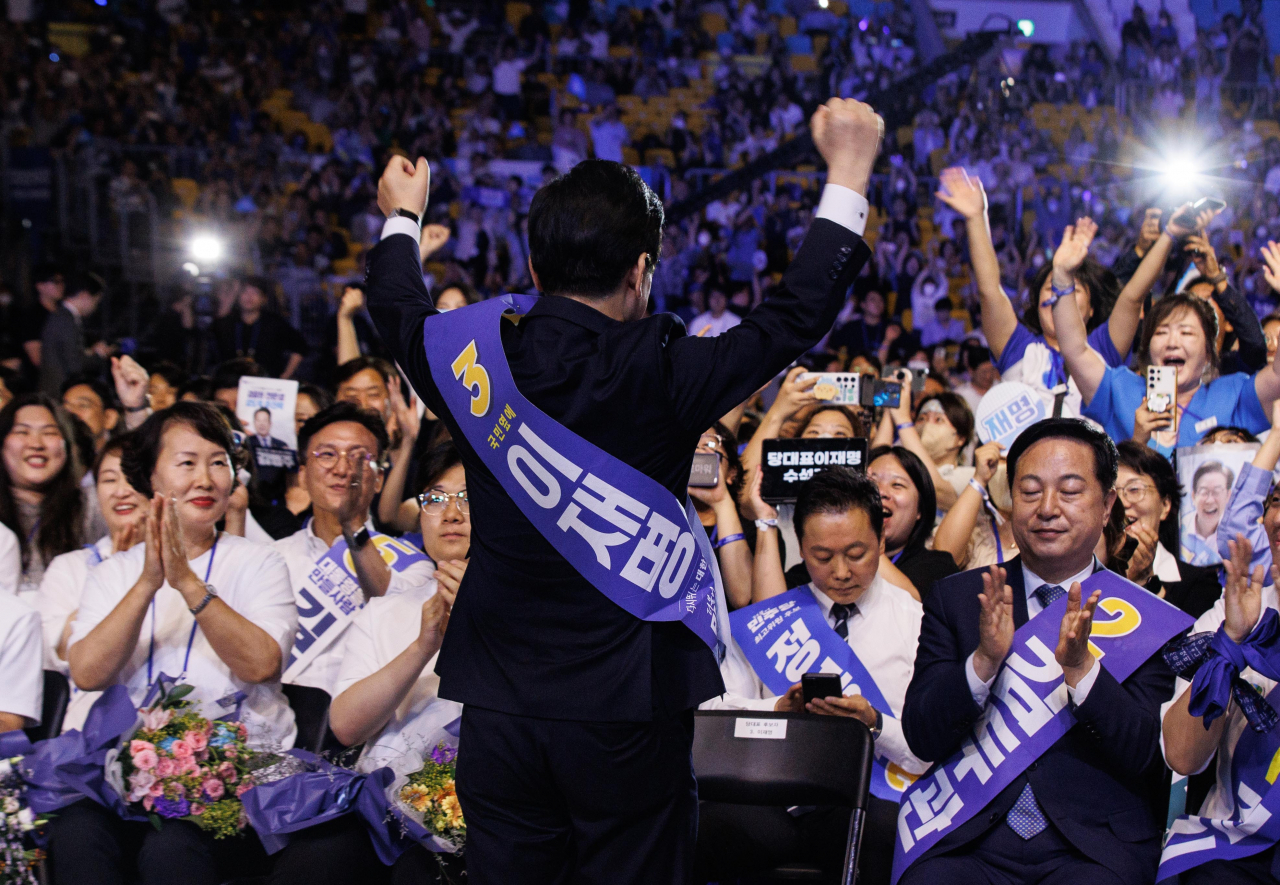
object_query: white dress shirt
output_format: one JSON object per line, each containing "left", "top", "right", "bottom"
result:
{"left": 37, "top": 536, "right": 114, "bottom": 732}
{"left": 68, "top": 533, "right": 299, "bottom": 751}
{"left": 965, "top": 558, "right": 1102, "bottom": 708}
{"left": 272, "top": 518, "right": 436, "bottom": 694}
{"left": 704, "top": 574, "right": 930, "bottom": 776}
{"left": 0, "top": 521, "right": 18, "bottom": 597}
{"left": 1160, "top": 588, "right": 1280, "bottom": 821}
{"left": 0, "top": 591, "right": 44, "bottom": 727}
{"left": 334, "top": 582, "right": 462, "bottom": 774}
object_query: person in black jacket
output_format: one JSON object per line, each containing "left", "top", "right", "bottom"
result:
{"left": 867, "top": 445, "right": 958, "bottom": 594}
{"left": 364, "top": 98, "right": 885, "bottom": 885}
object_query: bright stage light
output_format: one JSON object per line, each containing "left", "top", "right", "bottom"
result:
{"left": 1016, "top": 19, "right": 1034, "bottom": 37}
{"left": 182, "top": 262, "right": 201, "bottom": 277}
{"left": 1160, "top": 154, "right": 1203, "bottom": 192}
{"left": 189, "top": 233, "right": 224, "bottom": 264}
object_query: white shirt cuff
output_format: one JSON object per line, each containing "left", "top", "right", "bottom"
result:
{"left": 965, "top": 652, "right": 996, "bottom": 708}
{"left": 381, "top": 216, "right": 422, "bottom": 241}
{"left": 814, "top": 183, "right": 869, "bottom": 236}
{"left": 1067, "top": 659, "right": 1101, "bottom": 706}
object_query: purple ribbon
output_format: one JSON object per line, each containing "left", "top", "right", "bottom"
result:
{"left": 16, "top": 685, "right": 144, "bottom": 819}
{"left": 1183, "top": 609, "right": 1280, "bottom": 733}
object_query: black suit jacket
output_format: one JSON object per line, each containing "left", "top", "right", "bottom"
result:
{"left": 366, "top": 219, "right": 870, "bottom": 722}
{"left": 39, "top": 303, "right": 85, "bottom": 396}
{"left": 902, "top": 556, "right": 1173, "bottom": 884}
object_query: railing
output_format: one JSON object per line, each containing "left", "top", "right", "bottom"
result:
{"left": 1115, "top": 77, "right": 1275, "bottom": 118}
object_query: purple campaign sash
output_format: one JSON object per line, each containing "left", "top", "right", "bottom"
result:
{"left": 423, "top": 294, "right": 722, "bottom": 656}
{"left": 729, "top": 585, "right": 916, "bottom": 801}
{"left": 1157, "top": 684, "right": 1280, "bottom": 880}
{"left": 891, "top": 571, "right": 1193, "bottom": 883}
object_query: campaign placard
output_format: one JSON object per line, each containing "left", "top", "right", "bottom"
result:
{"left": 760, "top": 438, "right": 869, "bottom": 503}
{"left": 974, "top": 382, "right": 1049, "bottom": 450}
{"left": 1176, "top": 443, "right": 1258, "bottom": 568}
{"left": 236, "top": 377, "right": 300, "bottom": 473}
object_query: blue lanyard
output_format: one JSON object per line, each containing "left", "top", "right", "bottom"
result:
{"left": 890, "top": 548, "right": 904, "bottom": 564}
{"left": 147, "top": 535, "right": 218, "bottom": 688}
{"left": 83, "top": 542, "right": 104, "bottom": 567}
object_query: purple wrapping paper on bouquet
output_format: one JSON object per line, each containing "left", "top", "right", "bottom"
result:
{"left": 240, "top": 750, "right": 408, "bottom": 865}
{"left": 16, "top": 685, "right": 145, "bottom": 819}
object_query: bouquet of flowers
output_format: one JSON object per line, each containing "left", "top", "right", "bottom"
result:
{"left": 394, "top": 742, "right": 465, "bottom": 852}
{"left": 0, "top": 755, "right": 42, "bottom": 885}
{"left": 117, "top": 684, "right": 266, "bottom": 839}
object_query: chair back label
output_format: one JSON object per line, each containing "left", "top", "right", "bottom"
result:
{"left": 734, "top": 718, "right": 788, "bottom": 740}
{"left": 1158, "top": 684, "right": 1280, "bottom": 879}
{"left": 283, "top": 534, "right": 427, "bottom": 683}
{"left": 890, "top": 571, "right": 1191, "bottom": 883}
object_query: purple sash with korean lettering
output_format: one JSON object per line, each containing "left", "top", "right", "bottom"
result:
{"left": 891, "top": 572, "right": 1193, "bottom": 883}
{"left": 423, "top": 294, "right": 723, "bottom": 656}
{"left": 730, "top": 585, "right": 917, "bottom": 802}
{"left": 1157, "top": 685, "right": 1280, "bottom": 880}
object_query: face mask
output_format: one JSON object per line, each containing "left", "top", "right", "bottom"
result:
{"left": 987, "top": 462, "right": 1013, "bottom": 512}
{"left": 919, "top": 422, "right": 958, "bottom": 461}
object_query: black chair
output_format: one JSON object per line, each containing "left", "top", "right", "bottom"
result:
{"left": 24, "top": 670, "right": 70, "bottom": 743}
{"left": 692, "top": 710, "right": 874, "bottom": 885}
{"left": 281, "top": 683, "right": 334, "bottom": 754}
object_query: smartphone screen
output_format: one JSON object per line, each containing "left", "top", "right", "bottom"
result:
{"left": 801, "top": 672, "right": 844, "bottom": 706}
{"left": 872, "top": 380, "right": 902, "bottom": 408}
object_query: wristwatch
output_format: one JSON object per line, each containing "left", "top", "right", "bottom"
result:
{"left": 869, "top": 708, "right": 883, "bottom": 741}
{"left": 347, "top": 526, "right": 372, "bottom": 550}
{"left": 390, "top": 207, "right": 421, "bottom": 228}
{"left": 189, "top": 583, "right": 218, "bottom": 616}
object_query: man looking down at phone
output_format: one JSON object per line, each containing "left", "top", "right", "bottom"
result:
{"left": 364, "top": 99, "right": 884, "bottom": 885}
{"left": 1052, "top": 223, "right": 1280, "bottom": 457}
{"left": 699, "top": 467, "right": 929, "bottom": 885}
{"left": 900, "top": 418, "right": 1177, "bottom": 885}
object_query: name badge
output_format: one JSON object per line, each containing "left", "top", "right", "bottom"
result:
{"left": 734, "top": 718, "right": 787, "bottom": 740}
{"left": 1194, "top": 416, "right": 1218, "bottom": 434}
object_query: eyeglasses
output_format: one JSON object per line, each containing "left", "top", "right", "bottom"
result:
{"left": 1117, "top": 483, "right": 1157, "bottom": 504}
{"left": 309, "top": 447, "right": 377, "bottom": 471}
{"left": 417, "top": 490, "right": 469, "bottom": 514}
{"left": 697, "top": 434, "right": 723, "bottom": 453}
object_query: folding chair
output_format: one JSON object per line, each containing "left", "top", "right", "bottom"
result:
{"left": 281, "top": 683, "right": 339, "bottom": 755}
{"left": 25, "top": 670, "right": 70, "bottom": 743}
{"left": 693, "top": 711, "right": 875, "bottom": 884}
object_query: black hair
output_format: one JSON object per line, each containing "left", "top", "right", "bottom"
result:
{"left": 794, "top": 467, "right": 885, "bottom": 543}
{"left": 934, "top": 296, "right": 952, "bottom": 312}
{"left": 528, "top": 159, "right": 664, "bottom": 298}
{"left": 848, "top": 351, "right": 882, "bottom": 374}
{"left": 121, "top": 401, "right": 235, "bottom": 499}
{"left": 147, "top": 361, "right": 188, "bottom": 391}
{"left": 32, "top": 262, "right": 61, "bottom": 285}
{"left": 177, "top": 376, "right": 215, "bottom": 402}
{"left": 0, "top": 393, "right": 85, "bottom": 570}
{"left": 64, "top": 271, "right": 107, "bottom": 300}
{"left": 712, "top": 421, "right": 744, "bottom": 504}
{"left": 1025, "top": 257, "right": 1117, "bottom": 334}
{"left": 418, "top": 441, "right": 464, "bottom": 492}
{"left": 867, "top": 445, "right": 937, "bottom": 554}
{"left": 297, "top": 402, "right": 391, "bottom": 462}
{"left": 92, "top": 434, "right": 131, "bottom": 483}
{"left": 335, "top": 356, "right": 394, "bottom": 389}
{"left": 296, "top": 383, "right": 334, "bottom": 413}
{"left": 1006, "top": 417, "right": 1119, "bottom": 491}
{"left": 1200, "top": 425, "right": 1258, "bottom": 444}
{"left": 254, "top": 407, "right": 272, "bottom": 419}
{"left": 61, "top": 374, "right": 119, "bottom": 412}
{"left": 1116, "top": 441, "right": 1181, "bottom": 553}
{"left": 437, "top": 280, "right": 480, "bottom": 306}
{"left": 1137, "top": 294, "right": 1220, "bottom": 380}
{"left": 797, "top": 404, "right": 865, "bottom": 439}
{"left": 211, "top": 358, "right": 263, "bottom": 394}
{"left": 916, "top": 392, "right": 975, "bottom": 450}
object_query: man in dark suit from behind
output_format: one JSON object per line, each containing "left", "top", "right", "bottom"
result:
{"left": 40, "top": 272, "right": 107, "bottom": 397}
{"left": 365, "top": 99, "right": 885, "bottom": 884}
{"left": 900, "top": 419, "right": 1173, "bottom": 885}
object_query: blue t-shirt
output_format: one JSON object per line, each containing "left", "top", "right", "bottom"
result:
{"left": 1082, "top": 366, "right": 1269, "bottom": 457}
{"left": 995, "top": 320, "right": 1127, "bottom": 418}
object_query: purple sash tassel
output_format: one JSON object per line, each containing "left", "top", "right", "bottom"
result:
{"left": 1181, "top": 609, "right": 1280, "bottom": 732}
{"left": 17, "top": 685, "right": 144, "bottom": 818}
{"left": 240, "top": 751, "right": 407, "bottom": 865}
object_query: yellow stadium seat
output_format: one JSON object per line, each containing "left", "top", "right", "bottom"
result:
{"left": 622, "top": 147, "right": 641, "bottom": 166}
{"left": 902, "top": 309, "right": 913, "bottom": 332}
{"left": 171, "top": 178, "right": 200, "bottom": 210}
{"left": 790, "top": 54, "right": 817, "bottom": 73}
{"left": 609, "top": 45, "right": 635, "bottom": 58}
{"left": 645, "top": 148, "right": 676, "bottom": 167}
{"left": 331, "top": 257, "right": 358, "bottom": 276}
{"left": 505, "top": 2, "right": 531, "bottom": 28}
{"left": 700, "top": 12, "right": 727, "bottom": 35}
{"left": 779, "top": 16, "right": 797, "bottom": 38}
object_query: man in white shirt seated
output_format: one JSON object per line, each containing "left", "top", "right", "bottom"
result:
{"left": 0, "top": 592, "right": 43, "bottom": 733}
{"left": 272, "top": 402, "right": 435, "bottom": 695}
{"left": 697, "top": 468, "right": 929, "bottom": 885}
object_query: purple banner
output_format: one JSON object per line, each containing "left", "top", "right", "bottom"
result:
{"left": 891, "top": 571, "right": 1193, "bottom": 883}
{"left": 730, "top": 586, "right": 910, "bottom": 801}
{"left": 423, "top": 295, "right": 722, "bottom": 655}
{"left": 1157, "top": 684, "right": 1280, "bottom": 880}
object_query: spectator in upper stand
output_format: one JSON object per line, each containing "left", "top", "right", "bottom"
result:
{"left": 19, "top": 263, "right": 63, "bottom": 375}
{"left": 492, "top": 43, "right": 533, "bottom": 121}
{"left": 769, "top": 93, "right": 804, "bottom": 137}
{"left": 1121, "top": 4, "right": 1153, "bottom": 74}
{"left": 918, "top": 296, "right": 964, "bottom": 348}
{"left": 211, "top": 276, "right": 308, "bottom": 379}
{"left": 39, "top": 272, "right": 109, "bottom": 398}
{"left": 552, "top": 109, "right": 591, "bottom": 173}
{"left": 589, "top": 105, "right": 629, "bottom": 163}
{"left": 689, "top": 287, "right": 742, "bottom": 338}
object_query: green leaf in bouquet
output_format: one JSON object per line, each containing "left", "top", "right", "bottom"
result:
{"left": 162, "top": 684, "right": 195, "bottom": 708}
{"left": 149, "top": 812, "right": 163, "bottom": 833}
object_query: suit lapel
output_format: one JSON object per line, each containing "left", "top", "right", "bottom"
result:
{"left": 1008, "top": 556, "right": 1029, "bottom": 628}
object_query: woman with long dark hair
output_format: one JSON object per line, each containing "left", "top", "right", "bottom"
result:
{"left": 866, "top": 445, "right": 958, "bottom": 594}
{"left": 0, "top": 392, "right": 87, "bottom": 597}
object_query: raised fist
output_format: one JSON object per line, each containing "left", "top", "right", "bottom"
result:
{"left": 377, "top": 154, "right": 430, "bottom": 219}
{"left": 811, "top": 99, "right": 884, "bottom": 196}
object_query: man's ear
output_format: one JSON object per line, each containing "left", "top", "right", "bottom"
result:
{"left": 528, "top": 258, "right": 543, "bottom": 292}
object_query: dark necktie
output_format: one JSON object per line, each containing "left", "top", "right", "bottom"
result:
{"left": 830, "top": 602, "right": 858, "bottom": 639}
{"left": 1034, "top": 584, "right": 1066, "bottom": 609}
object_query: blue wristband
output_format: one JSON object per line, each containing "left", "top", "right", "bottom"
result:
{"left": 714, "top": 532, "right": 746, "bottom": 549}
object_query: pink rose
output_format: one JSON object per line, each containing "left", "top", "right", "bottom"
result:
{"left": 224, "top": 748, "right": 238, "bottom": 759}
{"left": 142, "top": 795, "right": 154, "bottom": 811}
{"left": 155, "top": 757, "right": 176, "bottom": 778}
{"left": 180, "top": 758, "right": 199, "bottom": 776}
{"left": 202, "top": 778, "right": 225, "bottom": 801}
{"left": 170, "top": 740, "right": 192, "bottom": 759}
{"left": 133, "top": 748, "right": 158, "bottom": 771}
{"left": 190, "top": 802, "right": 205, "bottom": 816}
{"left": 129, "top": 740, "right": 155, "bottom": 756}
{"left": 235, "top": 782, "right": 252, "bottom": 798}
{"left": 148, "top": 781, "right": 164, "bottom": 798}
{"left": 185, "top": 730, "right": 208, "bottom": 752}
{"left": 217, "top": 761, "right": 237, "bottom": 782}
{"left": 141, "top": 708, "right": 173, "bottom": 731}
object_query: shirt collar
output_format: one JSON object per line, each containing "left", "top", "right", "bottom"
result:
{"left": 1021, "top": 557, "right": 1097, "bottom": 600}
{"left": 1153, "top": 543, "right": 1181, "bottom": 583}
{"left": 809, "top": 576, "right": 879, "bottom": 620}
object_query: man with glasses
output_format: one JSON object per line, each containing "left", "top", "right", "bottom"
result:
{"left": 1182, "top": 460, "right": 1234, "bottom": 567}
{"left": 272, "top": 401, "right": 435, "bottom": 693}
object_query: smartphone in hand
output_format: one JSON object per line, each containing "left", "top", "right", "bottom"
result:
{"left": 1146, "top": 366, "right": 1176, "bottom": 414}
{"left": 801, "top": 672, "right": 844, "bottom": 707}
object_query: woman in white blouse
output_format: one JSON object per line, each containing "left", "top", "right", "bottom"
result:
{"left": 50, "top": 401, "right": 298, "bottom": 885}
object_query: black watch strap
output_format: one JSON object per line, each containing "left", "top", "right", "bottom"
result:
{"left": 390, "top": 207, "right": 421, "bottom": 228}
{"left": 348, "top": 526, "right": 372, "bottom": 549}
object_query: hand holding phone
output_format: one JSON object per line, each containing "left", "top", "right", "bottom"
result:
{"left": 1146, "top": 366, "right": 1176, "bottom": 414}
{"left": 801, "top": 672, "right": 844, "bottom": 706}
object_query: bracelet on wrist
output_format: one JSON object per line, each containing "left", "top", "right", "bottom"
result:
{"left": 1043, "top": 280, "right": 1075, "bottom": 308}
{"left": 714, "top": 532, "right": 746, "bottom": 549}
{"left": 895, "top": 421, "right": 914, "bottom": 433}
{"left": 754, "top": 518, "right": 778, "bottom": 531}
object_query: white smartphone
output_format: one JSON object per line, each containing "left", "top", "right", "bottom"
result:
{"left": 800, "top": 373, "right": 861, "bottom": 405}
{"left": 1146, "top": 366, "right": 1176, "bottom": 414}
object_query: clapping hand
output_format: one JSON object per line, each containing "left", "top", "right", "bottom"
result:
{"left": 139, "top": 496, "right": 166, "bottom": 594}
{"left": 160, "top": 495, "right": 205, "bottom": 604}
{"left": 1053, "top": 218, "right": 1098, "bottom": 278}
{"left": 973, "top": 564, "right": 1015, "bottom": 682}
{"left": 337, "top": 455, "right": 379, "bottom": 534}
{"left": 435, "top": 559, "right": 467, "bottom": 605}
{"left": 1055, "top": 582, "right": 1101, "bottom": 686}
{"left": 1224, "top": 534, "right": 1265, "bottom": 643}
{"left": 935, "top": 167, "right": 988, "bottom": 221}
{"left": 416, "top": 592, "right": 452, "bottom": 657}
{"left": 1124, "top": 519, "right": 1159, "bottom": 584}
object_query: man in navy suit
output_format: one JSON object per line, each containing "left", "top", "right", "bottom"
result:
{"left": 901, "top": 418, "right": 1173, "bottom": 884}
{"left": 366, "top": 100, "right": 885, "bottom": 884}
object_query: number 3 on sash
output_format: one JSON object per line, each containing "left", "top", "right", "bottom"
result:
{"left": 451, "top": 340, "right": 492, "bottom": 418}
